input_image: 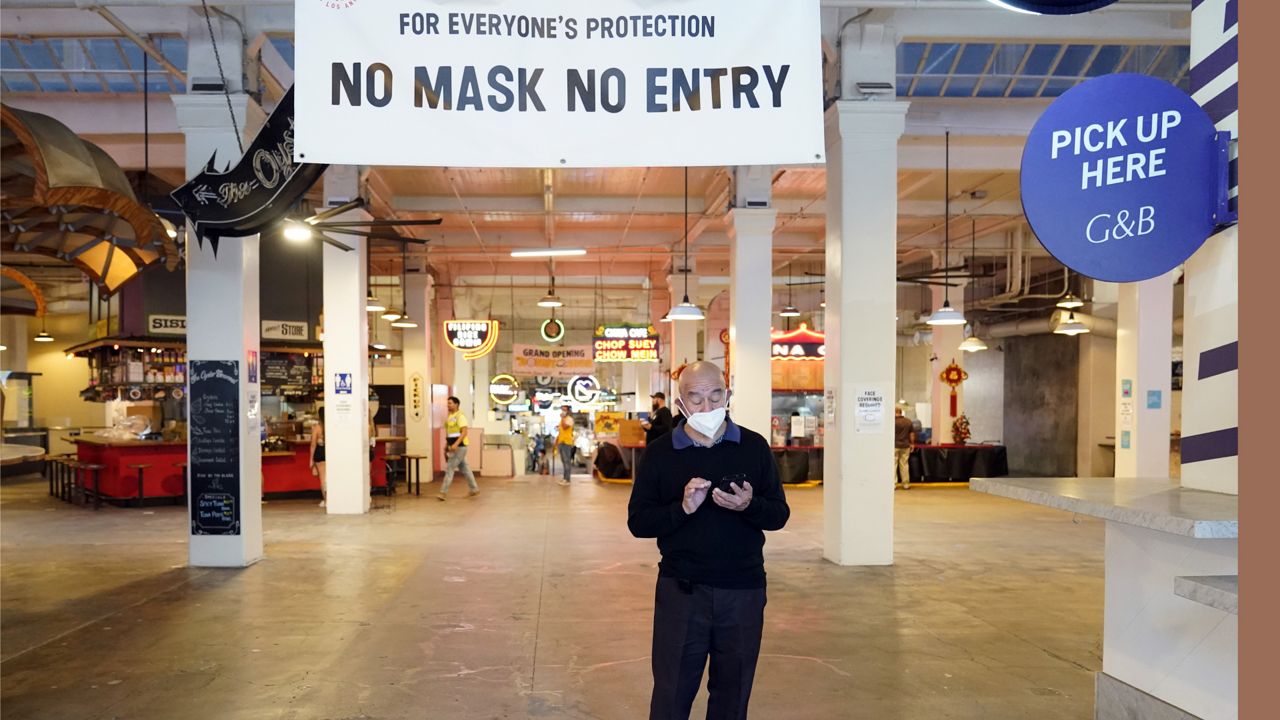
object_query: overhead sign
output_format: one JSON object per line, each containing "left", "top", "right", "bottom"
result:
{"left": 489, "top": 374, "right": 520, "bottom": 405}
{"left": 540, "top": 318, "right": 566, "bottom": 343}
{"left": 513, "top": 344, "right": 595, "bottom": 378}
{"left": 262, "top": 320, "right": 310, "bottom": 341}
{"left": 771, "top": 324, "right": 825, "bottom": 360}
{"left": 443, "top": 320, "right": 500, "bottom": 360}
{"left": 984, "top": 1, "right": 1118, "bottom": 14}
{"left": 593, "top": 324, "right": 660, "bottom": 362}
{"left": 1021, "top": 74, "right": 1228, "bottom": 282}
{"left": 294, "top": 0, "right": 823, "bottom": 168}
{"left": 148, "top": 314, "right": 187, "bottom": 336}
{"left": 172, "top": 87, "right": 326, "bottom": 253}
{"left": 568, "top": 375, "right": 602, "bottom": 404}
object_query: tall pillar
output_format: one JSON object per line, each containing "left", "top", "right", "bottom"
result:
{"left": 621, "top": 362, "right": 640, "bottom": 413}
{"left": 823, "top": 100, "right": 909, "bottom": 567}
{"left": 174, "top": 92, "right": 264, "bottom": 567}
{"left": 666, "top": 271, "right": 701, "bottom": 397}
{"left": 321, "top": 167, "right": 371, "bottom": 514}
{"left": 451, "top": 294, "right": 476, "bottom": 428}
{"left": 929, "top": 284, "right": 966, "bottom": 443}
{"left": 729, "top": 207, "right": 777, "bottom": 435}
{"left": 1182, "top": 0, "right": 1239, "bottom": 494}
{"left": 1115, "top": 273, "right": 1174, "bottom": 478}
{"left": 403, "top": 271, "right": 434, "bottom": 467}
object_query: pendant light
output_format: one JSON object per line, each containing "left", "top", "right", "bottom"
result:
{"left": 1057, "top": 275, "right": 1085, "bottom": 309}
{"left": 958, "top": 218, "right": 988, "bottom": 351}
{"left": 365, "top": 241, "right": 386, "bottom": 312}
{"left": 927, "top": 130, "right": 967, "bottom": 327}
{"left": 667, "top": 167, "right": 705, "bottom": 321}
{"left": 537, "top": 272, "right": 564, "bottom": 308}
{"left": 33, "top": 315, "right": 54, "bottom": 343}
{"left": 1054, "top": 310, "right": 1089, "bottom": 336}
{"left": 779, "top": 262, "right": 801, "bottom": 317}
{"left": 391, "top": 244, "right": 417, "bottom": 328}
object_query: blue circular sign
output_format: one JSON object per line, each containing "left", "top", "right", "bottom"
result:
{"left": 987, "top": 0, "right": 1118, "bottom": 14}
{"left": 1020, "top": 74, "right": 1221, "bottom": 282}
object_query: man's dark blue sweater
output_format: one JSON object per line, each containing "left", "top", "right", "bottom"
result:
{"left": 627, "top": 418, "right": 790, "bottom": 589}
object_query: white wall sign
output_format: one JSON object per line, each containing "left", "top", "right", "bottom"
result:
{"left": 854, "top": 388, "right": 887, "bottom": 434}
{"left": 262, "top": 320, "right": 310, "bottom": 341}
{"left": 295, "top": 0, "right": 823, "bottom": 168}
{"left": 148, "top": 315, "right": 186, "bottom": 335}
{"left": 409, "top": 372, "right": 425, "bottom": 422}
{"left": 824, "top": 388, "right": 837, "bottom": 428}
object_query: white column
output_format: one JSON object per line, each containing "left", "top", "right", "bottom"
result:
{"left": 621, "top": 362, "right": 640, "bottom": 413}
{"left": 451, "top": 294, "right": 476, "bottom": 426}
{"left": 1115, "top": 272, "right": 1174, "bottom": 478}
{"left": 666, "top": 272, "right": 701, "bottom": 397}
{"left": 823, "top": 100, "right": 909, "bottom": 567}
{"left": 403, "top": 271, "right": 434, "bottom": 465}
{"left": 929, "top": 284, "right": 966, "bottom": 443}
{"left": 174, "top": 92, "right": 264, "bottom": 568}
{"left": 470, "top": 348, "right": 492, "bottom": 475}
{"left": 320, "top": 167, "right": 371, "bottom": 514}
{"left": 729, "top": 208, "right": 777, "bottom": 435}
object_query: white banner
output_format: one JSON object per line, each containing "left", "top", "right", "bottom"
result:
{"left": 512, "top": 344, "right": 595, "bottom": 378}
{"left": 295, "top": 0, "right": 824, "bottom": 168}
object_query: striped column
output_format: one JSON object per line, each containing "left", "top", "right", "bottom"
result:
{"left": 1182, "top": 0, "right": 1239, "bottom": 494}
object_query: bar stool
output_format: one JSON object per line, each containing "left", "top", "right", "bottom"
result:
{"left": 78, "top": 463, "right": 106, "bottom": 510}
{"left": 58, "top": 458, "right": 78, "bottom": 502}
{"left": 383, "top": 454, "right": 403, "bottom": 495}
{"left": 174, "top": 462, "right": 188, "bottom": 506}
{"left": 127, "top": 463, "right": 152, "bottom": 507}
{"left": 403, "top": 454, "right": 426, "bottom": 496}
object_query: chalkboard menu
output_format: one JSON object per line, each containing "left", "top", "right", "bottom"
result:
{"left": 261, "top": 356, "right": 291, "bottom": 385}
{"left": 189, "top": 360, "right": 241, "bottom": 535}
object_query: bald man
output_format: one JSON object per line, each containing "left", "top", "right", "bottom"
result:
{"left": 627, "top": 361, "right": 791, "bottom": 720}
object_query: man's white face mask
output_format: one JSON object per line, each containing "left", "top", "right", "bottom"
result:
{"left": 677, "top": 392, "right": 730, "bottom": 437}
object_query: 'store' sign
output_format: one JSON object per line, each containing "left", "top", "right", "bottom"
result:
{"left": 1020, "top": 74, "right": 1230, "bottom": 283}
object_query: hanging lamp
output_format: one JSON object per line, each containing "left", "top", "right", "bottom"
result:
{"left": 1054, "top": 310, "right": 1089, "bottom": 336}
{"left": 778, "top": 261, "right": 801, "bottom": 317}
{"left": 958, "top": 218, "right": 988, "bottom": 351}
{"left": 927, "top": 131, "right": 967, "bottom": 327}
{"left": 365, "top": 241, "right": 386, "bottom": 312}
{"left": 537, "top": 275, "right": 564, "bottom": 308}
{"left": 667, "top": 167, "right": 705, "bottom": 321}
{"left": 391, "top": 244, "right": 417, "bottom": 328}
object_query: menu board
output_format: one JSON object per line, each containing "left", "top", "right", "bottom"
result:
{"left": 189, "top": 360, "right": 241, "bottom": 535}
{"left": 261, "top": 356, "right": 291, "bottom": 384}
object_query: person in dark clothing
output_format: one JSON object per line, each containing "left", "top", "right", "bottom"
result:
{"left": 642, "top": 391, "right": 675, "bottom": 444}
{"left": 628, "top": 361, "right": 790, "bottom": 720}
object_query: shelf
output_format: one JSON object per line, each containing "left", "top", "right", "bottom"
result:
{"left": 1174, "top": 575, "right": 1238, "bottom": 614}
{"left": 970, "top": 477, "right": 1238, "bottom": 539}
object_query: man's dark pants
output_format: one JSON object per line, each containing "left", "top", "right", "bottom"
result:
{"left": 649, "top": 576, "right": 767, "bottom": 720}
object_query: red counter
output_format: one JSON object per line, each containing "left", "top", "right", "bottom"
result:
{"left": 72, "top": 436, "right": 404, "bottom": 500}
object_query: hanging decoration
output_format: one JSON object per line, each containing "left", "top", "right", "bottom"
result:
{"left": 939, "top": 358, "right": 969, "bottom": 417}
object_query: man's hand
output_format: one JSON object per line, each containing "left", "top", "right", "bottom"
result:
{"left": 682, "top": 477, "right": 712, "bottom": 515}
{"left": 641, "top": 420, "right": 652, "bottom": 430}
{"left": 712, "top": 481, "right": 753, "bottom": 512}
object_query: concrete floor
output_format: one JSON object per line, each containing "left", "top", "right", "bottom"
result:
{"left": 1, "top": 473, "right": 1104, "bottom": 719}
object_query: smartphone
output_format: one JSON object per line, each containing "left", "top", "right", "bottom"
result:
{"left": 715, "top": 473, "right": 749, "bottom": 495}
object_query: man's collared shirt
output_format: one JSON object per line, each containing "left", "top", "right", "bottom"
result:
{"left": 672, "top": 417, "right": 742, "bottom": 450}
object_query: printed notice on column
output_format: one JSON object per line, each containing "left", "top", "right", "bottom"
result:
{"left": 189, "top": 360, "right": 241, "bottom": 535}
{"left": 854, "top": 387, "right": 887, "bottom": 434}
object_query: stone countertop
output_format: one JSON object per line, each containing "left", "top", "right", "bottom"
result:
{"left": 1174, "top": 575, "right": 1238, "bottom": 615}
{"left": 1, "top": 444, "right": 45, "bottom": 466}
{"left": 969, "top": 477, "right": 1238, "bottom": 539}
{"left": 66, "top": 436, "right": 186, "bottom": 448}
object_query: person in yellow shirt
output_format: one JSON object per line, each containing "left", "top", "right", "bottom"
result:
{"left": 556, "top": 404, "right": 576, "bottom": 486}
{"left": 439, "top": 396, "right": 479, "bottom": 501}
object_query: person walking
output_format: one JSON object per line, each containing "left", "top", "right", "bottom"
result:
{"left": 628, "top": 361, "right": 791, "bottom": 719}
{"left": 556, "top": 404, "right": 575, "bottom": 486}
{"left": 894, "top": 407, "right": 916, "bottom": 490}
{"left": 309, "top": 414, "right": 326, "bottom": 508}
{"left": 439, "top": 396, "right": 479, "bottom": 501}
